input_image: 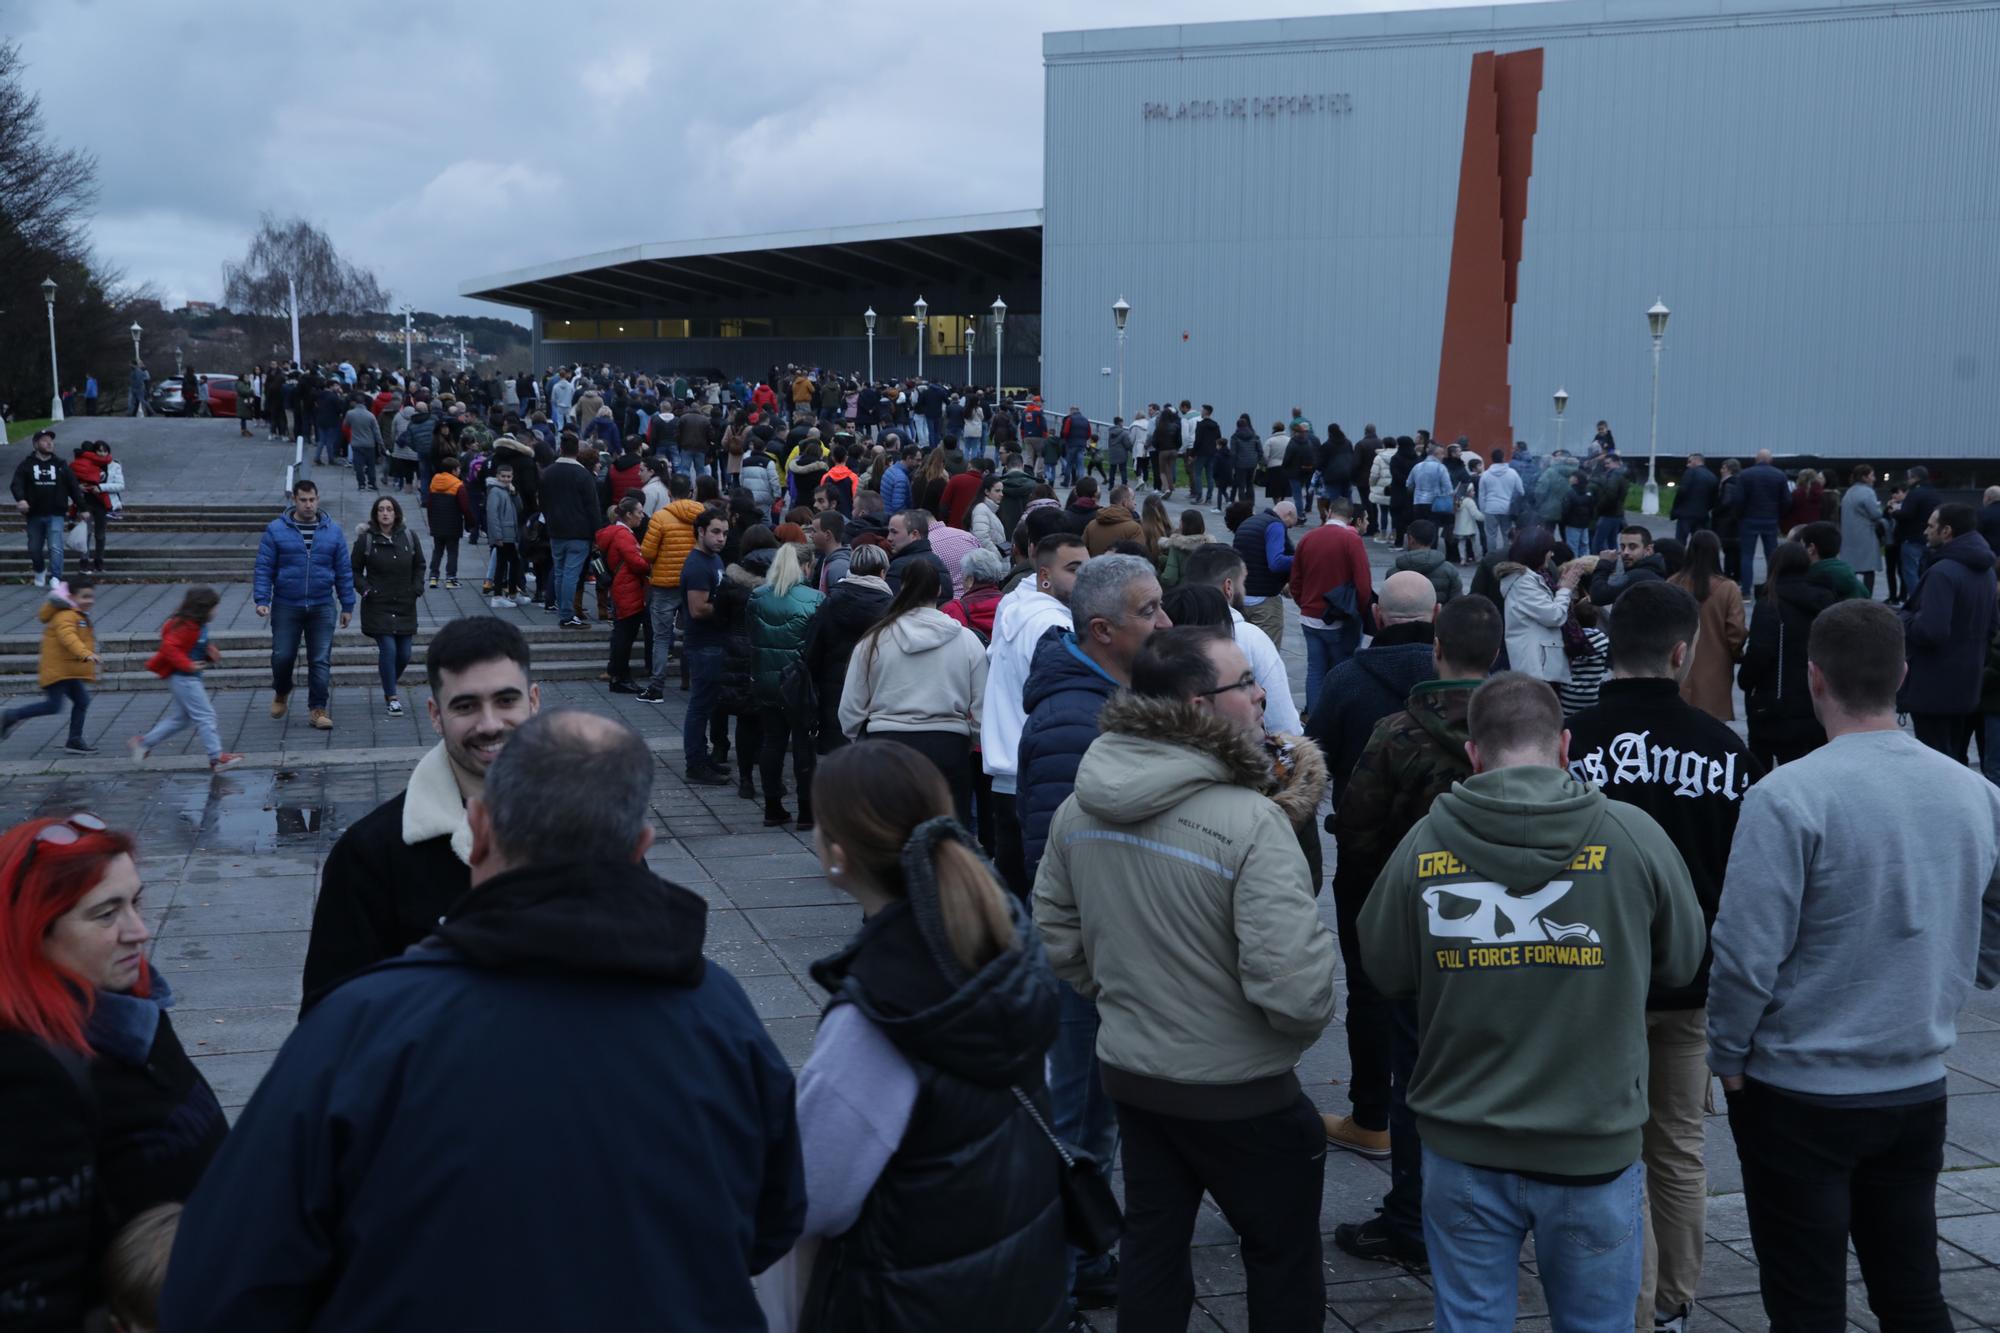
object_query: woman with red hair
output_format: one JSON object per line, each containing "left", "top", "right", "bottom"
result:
{"left": 0, "top": 813, "right": 226, "bottom": 1329}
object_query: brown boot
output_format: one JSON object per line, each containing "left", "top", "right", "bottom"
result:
{"left": 270, "top": 696, "right": 288, "bottom": 719}
{"left": 308, "top": 708, "right": 333, "bottom": 731}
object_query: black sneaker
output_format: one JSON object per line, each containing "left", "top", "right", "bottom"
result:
{"left": 1332, "top": 1216, "right": 1428, "bottom": 1270}
{"left": 635, "top": 687, "right": 665, "bottom": 704}
{"left": 608, "top": 680, "right": 641, "bottom": 694}
{"left": 736, "top": 778, "right": 756, "bottom": 801}
{"left": 1072, "top": 1256, "right": 1118, "bottom": 1310}
{"left": 686, "top": 767, "right": 731, "bottom": 787}
{"left": 63, "top": 739, "right": 98, "bottom": 755}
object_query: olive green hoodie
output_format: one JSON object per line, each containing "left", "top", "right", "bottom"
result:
{"left": 1358, "top": 765, "right": 1704, "bottom": 1175}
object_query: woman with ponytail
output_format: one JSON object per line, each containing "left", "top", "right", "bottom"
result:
{"left": 0, "top": 814, "right": 226, "bottom": 1329}
{"left": 760, "top": 741, "right": 1068, "bottom": 1332}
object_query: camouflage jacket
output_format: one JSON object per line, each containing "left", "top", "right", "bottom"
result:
{"left": 1332, "top": 679, "right": 1479, "bottom": 894}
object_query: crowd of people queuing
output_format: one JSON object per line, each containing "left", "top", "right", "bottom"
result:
{"left": 4, "top": 358, "right": 2000, "bottom": 1332}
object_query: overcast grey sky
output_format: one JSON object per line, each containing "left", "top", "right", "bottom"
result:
{"left": 10, "top": 0, "right": 1536, "bottom": 321}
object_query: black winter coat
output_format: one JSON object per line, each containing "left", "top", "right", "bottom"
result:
{"left": 1016, "top": 626, "right": 1120, "bottom": 882}
{"left": 1306, "top": 626, "right": 1437, "bottom": 804}
{"left": 885, "top": 539, "right": 953, "bottom": 608}
{"left": 163, "top": 861, "right": 805, "bottom": 1332}
{"left": 301, "top": 786, "right": 469, "bottom": 1010}
{"left": 352, "top": 527, "right": 426, "bottom": 637}
{"left": 804, "top": 579, "right": 893, "bottom": 746}
{"left": 538, "top": 457, "right": 603, "bottom": 542}
{"left": 1900, "top": 531, "right": 1999, "bottom": 715}
{"left": 1672, "top": 465, "right": 1718, "bottom": 520}
{"left": 1740, "top": 574, "right": 1835, "bottom": 761}
{"left": 0, "top": 981, "right": 226, "bottom": 1332}
{"left": 806, "top": 876, "right": 1065, "bottom": 1333}
{"left": 715, "top": 556, "right": 771, "bottom": 715}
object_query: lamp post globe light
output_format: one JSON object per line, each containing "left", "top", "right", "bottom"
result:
{"left": 1644, "top": 299, "right": 1670, "bottom": 516}
{"left": 41, "top": 277, "right": 62, "bottom": 422}
{"left": 965, "top": 318, "right": 975, "bottom": 388}
{"left": 991, "top": 296, "right": 1006, "bottom": 402}
{"left": 913, "top": 296, "right": 927, "bottom": 378}
{"left": 1111, "top": 296, "right": 1131, "bottom": 424}
{"left": 1553, "top": 385, "right": 1568, "bottom": 455}
{"left": 863, "top": 306, "right": 877, "bottom": 384}
{"left": 402, "top": 304, "right": 415, "bottom": 372}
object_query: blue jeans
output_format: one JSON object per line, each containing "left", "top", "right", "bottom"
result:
{"left": 141, "top": 672, "right": 221, "bottom": 760}
{"left": 24, "top": 515, "right": 62, "bottom": 578}
{"left": 372, "top": 633, "right": 413, "bottom": 700}
{"left": 1564, "top": 525, "right": 1591, "bottom": 556}
{"left": 684, "top": 644, "right": 723, "bottom": 770}
{"left": 269, "top": 601, "right": 337, "bottom": 709}
{"left": 1592, "top": 515, "right": 1624, "bottom": 555}
{"left": 351, "top": 445, "right": 376, "bottom": 489}
{"left": 1064, "top": 443, "right": 1086, "bottom": 486}
{"left": 1291, "top": 478, "right": 1310, "bottom": 515}
{"left": 1739, "top": 525, "right": 1779, "bottom": 596}
{"left": 1303, "top": 620, "right": 1362, "bottom": 721}
{"left": 551, "top": 538, "right": 591, "bottom": 615}
{"left": 1050, "top": 981, "right": 1119, "bottom": 1286}
{"left": 314, "top": 423, "right": 339, "bottom": 464}
{"left": 1190, "top": 454, "right": 1215, "bottom": 499}
{"left": 1900, "top": 539, "right": 1926, "bottom": 599}
{"left": 647, "top": 587, "right": 684, "bottom": 692}
{"left": 1422, "top": 1147, "right": 1644, "bottom": 1331}
{"left": 5, "top": 680, "right": 89, "bottom": 745}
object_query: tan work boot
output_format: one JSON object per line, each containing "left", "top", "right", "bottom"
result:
{"left": 270, "top": 696, "right": 288, "bottom": 719}
{"left": 308, "top": 708, "right": 333, "bottom": 731}
{"left": 1323, "top": 1113, "right": 1391, "bottom": 1159}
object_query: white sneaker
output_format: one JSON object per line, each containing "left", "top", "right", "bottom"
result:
{"left": 489, "top": 596, "right": 513, "bottom": 608}
{"left": 513, "top": 597, "right": 533, "bottom": 608}
{"left": 128, "top": 734, "right": 150, "bottom": 763}
{"left": 31, "top": 572, "right": 47, "bottom": 588}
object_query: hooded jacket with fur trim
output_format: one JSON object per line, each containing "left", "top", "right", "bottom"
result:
{"left": 1033, "top": 692, "right": 1337, "bottom": 1119}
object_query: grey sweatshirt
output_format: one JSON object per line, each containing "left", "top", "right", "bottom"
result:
{"left": 1707, "top": 729, "right": 2000, "bottom": 1095}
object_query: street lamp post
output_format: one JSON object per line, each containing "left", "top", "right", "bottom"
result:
{"left": 130, "top": 322, "right": 144, "bottom": 416}
{"left": 863, "top": 306, "right": 877, "bottom": 384}
{"left": 1644, "top": 299, "right": 1670, "bottom": 516}
{"left": 402, "top": 305, "right": 414, "bottom": 372}
{"left": 1112, "top": 296, "right": 1131, "bottom": 423}
{"left": 990, "top": 296, "right": 1006, "bottom": 403}
{"left": 913, "top": 296, "right": 927, "bottom": 379}
{"left": 1553, "top": 386, "right": 1568, "bottom": 455}
{"left": 965, "top": 320, "right": 975, "bottom": 388}
{"left": 41, "top": 278, "right": 62, "bottom": 422}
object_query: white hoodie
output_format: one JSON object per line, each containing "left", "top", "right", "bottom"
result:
{"left": 980, "top": 582, "right": 1073, "bottom": 793}
{"left": 838, "top": 607, "right": 987, "bottom": 741}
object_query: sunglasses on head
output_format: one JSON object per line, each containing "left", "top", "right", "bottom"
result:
{"left": 24, "top": 813, "right": 108, "bottom": 869}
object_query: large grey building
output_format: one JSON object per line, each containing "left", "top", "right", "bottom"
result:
{"left": 1041, "top": 0, "right": 1998, "bottom": 464}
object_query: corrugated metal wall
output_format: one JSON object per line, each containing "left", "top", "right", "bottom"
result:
{"left": 1043, "top": 1, "right": 2000, "bottom": 461}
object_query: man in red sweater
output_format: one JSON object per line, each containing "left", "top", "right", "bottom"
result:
{"left": 1290, "top": 495, "right": 1376, "bottom": 714}
{"left": 940, "top": 456, "right": 991, "bottom": 529}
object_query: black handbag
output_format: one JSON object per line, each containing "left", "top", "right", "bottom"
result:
{"left": 780, "top": 659, "right": 819, "bottom": 733}
{"left": 1011, "top": 1086, "right": 1122, "bottom": 1256}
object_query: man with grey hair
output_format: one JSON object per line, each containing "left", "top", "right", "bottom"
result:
{"left": 1016, "top": 551, "right": 1170, "bottom": 1310}
{"left": 165, "top": 709, "right": 807, "bottom": 1330}
{"left": 1233, "top": 498, "right": 1299, "bottom": 648}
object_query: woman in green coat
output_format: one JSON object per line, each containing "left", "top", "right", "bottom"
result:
{"left": 747, "top": 542, "right": 825, "bottom": 829}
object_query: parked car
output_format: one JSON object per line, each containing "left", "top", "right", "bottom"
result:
{"left": 150, "top": 373, "right": 239, "bottom": 417}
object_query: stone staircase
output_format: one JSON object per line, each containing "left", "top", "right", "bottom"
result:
{"left": 0, "top": 618, "right": 618, "bottom": 692}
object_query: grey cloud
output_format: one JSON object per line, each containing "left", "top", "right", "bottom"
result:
{"left": 14, "top": 0, "right": 1537, "bottom": 316}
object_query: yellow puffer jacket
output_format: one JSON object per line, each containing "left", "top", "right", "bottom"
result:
{"left": 38, "top": 601, "right": 95, "bottom": 686}
{"left": 640, "top": 498, "right": 707, "bottom": 588}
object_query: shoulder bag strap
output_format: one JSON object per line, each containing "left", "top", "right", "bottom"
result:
{"left": 1010, "top": 1085, "right": 1076, "bottom": 1168}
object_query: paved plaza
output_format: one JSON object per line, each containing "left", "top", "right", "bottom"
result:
{"left": 3, "top": 421, "right": 1999, "bottom": 1328}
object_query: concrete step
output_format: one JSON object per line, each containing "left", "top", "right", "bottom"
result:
{"left": 0, "top": 638, "right": 613, "bottom": 675}
{"left": 22, "top": 656, "right": 638, "bottom": 694}
{"left": 2, "top": 569, "right": 252, "bottom": 585}
{"left": 0, "top": 619, "right": 610, "bottom": 655}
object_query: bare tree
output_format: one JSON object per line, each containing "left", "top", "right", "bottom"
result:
{"left": 223, "top": 212, "right": 390, "bottom": 318}
{"left": 0, "top": 41, "right": 96, "bottom": 280}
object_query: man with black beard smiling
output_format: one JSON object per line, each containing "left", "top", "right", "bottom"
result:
{"left": 301, "top": 617, "right": 540, "bottom": 1012}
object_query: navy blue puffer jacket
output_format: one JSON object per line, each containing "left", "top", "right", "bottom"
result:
{"left": 1017, "top": 626, "right": 1122, "bottom": 885}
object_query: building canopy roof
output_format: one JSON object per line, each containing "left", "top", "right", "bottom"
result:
{"left": 461, "top": 210, "right": 1043, "bottom": 316}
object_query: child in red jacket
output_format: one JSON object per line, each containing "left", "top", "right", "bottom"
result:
{"left": 129, "top": 586, "right": 241, "bottom": 773}
{"left": 595, "top": 497, "right": 651, "bottom": 692}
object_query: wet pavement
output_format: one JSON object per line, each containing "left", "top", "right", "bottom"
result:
{"left": 4, "top": 431, "right": 1998, "bottom": 1326}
